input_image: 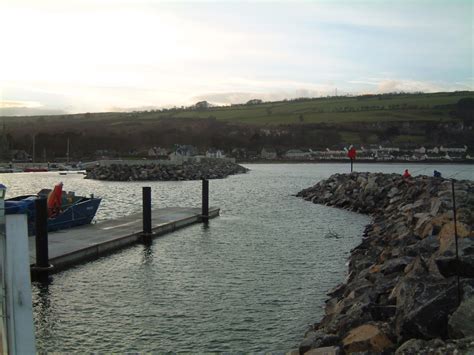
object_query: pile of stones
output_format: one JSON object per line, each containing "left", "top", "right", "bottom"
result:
{"left": 296, "top": 172, "right": 473, "bottom": 354}
{"left": 85, "top": 159, "right": 249, "bottom": 181}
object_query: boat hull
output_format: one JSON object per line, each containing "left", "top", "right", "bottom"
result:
{"left": 6, "top": 195, "right": 101, "bottom": 235}
{"left": 47, "top": 198, "right": 101, "bottom": 232}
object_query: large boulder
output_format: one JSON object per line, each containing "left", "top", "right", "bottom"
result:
{"left": 448, "top": 296, "right": 474, "bottom": 338}
{"left": 393, "top": 276, "right": 458, "bottom": 340}
{"left": 299, "top": 330, "right": 341, "bottom": 354}
{"left": 395, "top": 338, "right": 446, "bottom": 354}
{"left": 342, "top": 323, "right": 393, "bottom": 353}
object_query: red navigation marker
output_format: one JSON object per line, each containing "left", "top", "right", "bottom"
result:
{"left": 347, "top": 147, "right": 356, "bottom": 160}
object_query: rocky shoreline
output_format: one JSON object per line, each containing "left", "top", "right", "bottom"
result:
{"left": 85, "top": 159, "right": 249, "bottom": 181}
{"left": 296, "top": 172, "right": 473, "bottom": 354}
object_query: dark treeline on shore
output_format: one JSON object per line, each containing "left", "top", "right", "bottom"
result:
{"left": 0, "top": 92, "right": 473, "bottom": 161}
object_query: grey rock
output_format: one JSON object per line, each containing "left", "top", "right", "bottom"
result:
{"left": 430, "top": 197, "right": 442, "bottom": 216}
{"left": 395, "top": 338, "right": 445, "bottom": 354}
{"left": 448, "top": 296, "right": 474, "bottom": 338}
{"left": 435, "top": 255, "right": 474, "bottom": 278}
{"left": 395, "top": 277, "right": 459, "bottom": 340}
{"left": 380, "top": 256, "right": 414, "bottom": 275}
{"left": 304, "top": 346, "right": 340, "bottom": 355}
{"left": 299, "top": 330, "right": 341, "bottom": 354}
{"left": 295, "top": 173, "right": 473, "bottom": 352}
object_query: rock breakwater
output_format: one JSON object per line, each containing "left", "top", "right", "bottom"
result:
{"left": 296, "top": 172, "right": 473, "bottom": 354}
{"left": 85, "top": 159, "right": 249, "bottom": 181}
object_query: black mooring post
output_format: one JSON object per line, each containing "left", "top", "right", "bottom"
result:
{"left": 202, "top": 179, "right": 209, "bottom": 223}
{"left": 35, "top": 197, "right": 49, "bottom": 268}
{"left": 451, "top": 179, "right": 461, "bottom": 306}
{"left": 142, "top": 187, "right": 152, "bottom": 237}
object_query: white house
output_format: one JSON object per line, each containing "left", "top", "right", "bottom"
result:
{"left": 427, "top": 147, "right": 440, "bottom": 154}
{"left": 440, "top": 145, "right": 468, "bottom": 153}
{"left": 206, "top": 149, "right": 225, "bottom": 158}
{"left": 169, "top": 145, "right": 198, "bottom": 162}
{"left": 284, "top": 149, "right": 311, "bottom": 159}
{"left": 148, "top": 147, "right": 169, "bottom": 157}
{"left": 377, "top": 145, "right": 400, "bottom": 152}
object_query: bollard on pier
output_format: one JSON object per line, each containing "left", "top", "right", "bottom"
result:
{"left": 202, "top": 179, "right": 209, "bottom": 223}
{"left": 142, "top": 187, "right": 152, "bottom": 242}
{"left": 32, "top": 197, "right": 53, "bottom": 275}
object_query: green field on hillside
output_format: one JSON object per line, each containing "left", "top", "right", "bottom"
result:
{"left": 142, "top": 91, "right": 474, "bottom": 125}
{"left": 1, "top": 91, "right": 472, "bottom": 126}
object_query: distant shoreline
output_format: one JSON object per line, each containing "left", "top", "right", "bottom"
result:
{"left": 240, "top": 159, "right": 474, "bottom": 165}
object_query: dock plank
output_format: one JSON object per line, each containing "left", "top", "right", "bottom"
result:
{"left": 29, "top": 206, "right": 219, "bottom": 272}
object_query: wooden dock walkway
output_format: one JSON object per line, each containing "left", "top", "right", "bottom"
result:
{"left": 29, "top": 207, "right": 219, "bottom": 273}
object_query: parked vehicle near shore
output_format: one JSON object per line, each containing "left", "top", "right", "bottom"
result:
{"left": 23, "top": 167, "right": 49, "bottom": 172}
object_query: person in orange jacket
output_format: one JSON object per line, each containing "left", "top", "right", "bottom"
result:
{"left": 402, "top": 169, "right": 411, "bottom": 178}
{"left": 47, "top": 182, "right": 63, "bottom": 217}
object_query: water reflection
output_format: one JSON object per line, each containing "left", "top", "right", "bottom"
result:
{"left": 5, "top": 163, "right": 472, "bottom": 352}
{"left": 141, "top": 245, "right": 154, "bottom": 265}
{"left": 32, "top": 280, "right": 59, "bottom": 350}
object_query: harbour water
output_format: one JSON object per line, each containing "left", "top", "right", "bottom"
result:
{"left": 2, "top": 163, "right": 472, "bottom": 352}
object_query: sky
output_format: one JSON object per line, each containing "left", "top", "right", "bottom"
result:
{"left": 0, "top": 0, "right": 472, "bottom": 115}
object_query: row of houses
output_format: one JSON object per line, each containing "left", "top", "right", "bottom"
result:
{"left": 148, "top": 146, "right": 226, "bottom": 160}
{"left": 113, "top": 144, "right": 473, "bottom": 162}
{"left": 260, "top": 145, "right": 471, "bottom": 161}
{"left": 9, "top": 143, "right": 471, "bottom": 163}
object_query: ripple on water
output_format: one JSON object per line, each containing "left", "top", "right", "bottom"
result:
{"left": 6, "top": 163, "right": 470, "bottom": 352}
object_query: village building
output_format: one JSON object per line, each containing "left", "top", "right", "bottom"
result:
{"left": 206, "top": 148, "right": 225, "bottom": 158}
{"left": 148, "top": 147, "right": 169, "bottom": 158}
{"left": 440, "top": 145, "right": 468, "bottom": 153}
{"left": 284, "top": 149, "right": 311, "bottom": 159}
{"left": 169, "top": 145, "right": 198, "bottom": 162}
{"left": 310, "top": 148, "right": 346, "bottom": 160}
{"left": 11, "top": 149, "right": 31, "bottom": 162}
{"left": 376, "top": 145, "right": 400, "bottom": 153}
{"left": 260, "top": 147, "right": 277, "bottom": 160}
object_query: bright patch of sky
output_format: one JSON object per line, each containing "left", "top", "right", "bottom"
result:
{"left": 0, "top": 0, "right": 472, "bottom": 115}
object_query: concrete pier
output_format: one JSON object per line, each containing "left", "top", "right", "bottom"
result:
{"left": 28, "top": 206, "right": 219, "bottom": 273}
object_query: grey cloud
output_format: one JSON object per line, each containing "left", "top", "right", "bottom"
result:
{"left": 0, "top": 107, "right": 67, "bottom": 117}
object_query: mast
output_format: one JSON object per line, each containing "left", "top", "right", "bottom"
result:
{"left": 32, "top": 135, "right": 35, "bottom": 163}
{"left": 66, "top": 138, "right": 70, "bottom": 164}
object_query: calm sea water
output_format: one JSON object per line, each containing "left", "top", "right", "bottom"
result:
{"left": 2, "top": 163, "right": 472, "bottom": 352}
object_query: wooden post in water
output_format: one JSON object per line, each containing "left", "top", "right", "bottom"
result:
{"left": 142, "top": 187, "right": 152, "bottom": 241}
{"left": 34, "top": 198, "right": 49, "bottom": 268}
{"left": 202, "top": 179, "right": 209, "bottom": 223}
{"left": 451, "top": 179, "right": 461, "bottom": 306}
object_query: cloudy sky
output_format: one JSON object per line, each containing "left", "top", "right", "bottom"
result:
{"left": 0, "top": 0, "right": 472, "bottom": 115}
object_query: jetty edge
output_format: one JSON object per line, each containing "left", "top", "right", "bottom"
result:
{"left": 296, "top": 172, "right": 473, "bottom": 354}
{"left": 85, "top": 159, "right": 249, "bottom": 181}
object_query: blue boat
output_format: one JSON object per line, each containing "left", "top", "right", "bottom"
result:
{"left": 5, "top": 187, "right": 101, "bottom": 235}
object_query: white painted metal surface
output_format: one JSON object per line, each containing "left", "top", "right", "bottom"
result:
{"left": 5, "top": 215, "right": 36, "bottom": 354}
{"left": 0, "top": 195, "right": 7, "bottom": 354}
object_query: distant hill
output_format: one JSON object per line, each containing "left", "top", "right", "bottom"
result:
{"left": 168, "top": 91, "right": 474, "bottom": 125}
{"left": 1, "top": 91, "right": 473, "bottom": 160}
{"left": 2, "top": 91, "right": 473, "bottom": 125}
